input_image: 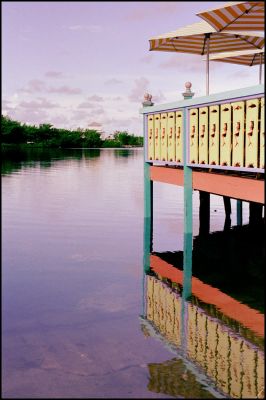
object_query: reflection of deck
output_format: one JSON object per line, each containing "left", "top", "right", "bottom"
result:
{"left": 144, "top": 272, "right": 264, "bottom": 398}
{"left": 150, "top": 254, "right": 264, "bottom": 338}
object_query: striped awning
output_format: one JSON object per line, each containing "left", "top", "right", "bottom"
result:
{"left": 205, "top": 48, "right": 264, "bottom": 66}
{"left": 149, "top": 21, "right": 264, "bottom": 54}
{"left": 196, "top": 1, "right": 265, "bottom": 31}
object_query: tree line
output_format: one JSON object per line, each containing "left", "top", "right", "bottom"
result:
{"left": 1, "top": 115, "right": 143, "bottom": 148}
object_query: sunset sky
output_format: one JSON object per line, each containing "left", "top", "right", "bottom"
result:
{"left": 3, "top": 1, "right": 263, "bottom": 135}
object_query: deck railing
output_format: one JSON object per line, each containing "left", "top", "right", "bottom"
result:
{"left": 141, "top": 85, "right": 264, "bottom": 173}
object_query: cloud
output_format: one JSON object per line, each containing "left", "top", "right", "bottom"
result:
{"left": 78, "top": 101, "right": 94, "bottom": 109}
{"left": 5, "top": 108, "right": 50, "bottom": 126}
{"left": 19, "top": 79, "right": 46, "bottom": 93}
{"left": 140, "top": 54, "right": 154, "bottom": 64}
{"left": 86, "top": 95, "right": 104, "bottom": 102}
{"left": 88, "top": 121, "right": 102, "bottom": 127}
{"left": 159, "top": 54, "right": 221, "bottom": 73}
{"left": 67, "top": 24, "right": 102, "bottom": 33}
{"left": 71, "top": 110, "right": 93, "bottom": 121}
{"left": 104, "top": 78, "right": 123, "bottom": 86}
{"left": 47, "top": 85, "right": 82, "bottom": 94}
{"left": 128, "top": 77, "right": 150, "bottom": 102}
{"left": 19, "top": 79, "right": 81, "bottom": 95}
{"left": 49, "top": 114, "right": 70, "bottom": 126}
{"left": 45, "top": 71, "right": 63, "bottom": 78}
{"left": 19, "top": 97, "right": 58, "bottom": 109}
{"left": 152, "top": 91, "right": 166, "bottom": 103}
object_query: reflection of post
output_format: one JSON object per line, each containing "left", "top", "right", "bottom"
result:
{"left": 199, "top": 191, "right": 210, "bottom": 236}
{"left": 237, "top": 199, "right": 243, "bottom": 226}
{"left": 223, "top": 196, "right": 231, "bottom": 231}
{"left": 183, "top": 107, "right": 193, "bottom": 300}
{"left": 249, "top": 202, "right": 263, "bottom": 226}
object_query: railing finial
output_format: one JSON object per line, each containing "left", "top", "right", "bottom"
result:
{"left": 182, "top": 82, "right": 194, "bottom": 100}
{"left": 142, "top": 93, "right": 154, "bottom": 107}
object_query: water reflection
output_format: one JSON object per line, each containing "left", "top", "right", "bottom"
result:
{"left": 141, "top": 224, "right": 265, "bottom": 398}
{"left": 2, "top": 147, "right": 104, "bottom": 175}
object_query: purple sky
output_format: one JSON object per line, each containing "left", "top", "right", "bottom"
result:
{"left": 2, "top": 1, "right": 263, "bottom": 135}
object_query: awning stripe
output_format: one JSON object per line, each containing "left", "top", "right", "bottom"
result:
{"left": 197, "top": 1, "right": 265, "bottom": 31}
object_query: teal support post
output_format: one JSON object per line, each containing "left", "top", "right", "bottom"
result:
{"left": 143, "top": 162, "right": 153, "bottom": 273}
{"left": 237, "top": 200, "right": 243, "bottom": 226}
{"left": 181, "top": 107, "right": 193, "bottom": 354}
{"left": 143, "top": 103, "right": 153, "bottom": 274}
{"left": 182, "top": 107, "right": 193, "bottom": 300}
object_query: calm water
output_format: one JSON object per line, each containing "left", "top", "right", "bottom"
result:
{"left": 2, "top": 147, "right": 264, "bottom": 398}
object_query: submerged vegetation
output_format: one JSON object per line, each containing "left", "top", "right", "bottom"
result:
{"left": 1, "top": 115, "right": 143, "bottom": 148}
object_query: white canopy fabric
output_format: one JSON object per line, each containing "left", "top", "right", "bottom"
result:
{"left": 205, "top": 48, "right": 264, "bottom": 66}
{"left": 205, "top": 48, "right": 264, "bottom": 83}
{"left": 149, "top": 21, "right": 264, "bottom": 54}
{"left": 196, "top": 1, "right": 264, "bottom": 32}
{"left": 149, "top": 20, "right": 264, "bottom": 94}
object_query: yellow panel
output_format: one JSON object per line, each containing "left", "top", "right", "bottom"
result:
{"left": 245, "top": 99, "right": 259, "bottom": 168}
{"left": 175, "top": 111, "right": 183, "bottom": 163}
{"left": 189, "top": 109, "right": 199, "bottom": 164}
{"left": 220, "top": 103, "right": 232, "bottom": 166}
{"left": 257, "top": 351, "right": 265, "bottom": 399}
{"left": 216, "top": 326, "right": 230, "bottom": 394}
{"left": 260, "top": 98, "right": 264, "bottom": 169}
{"left": 229, "top": 335, "right": 242, "bottom": 398}
{"left": 199, "top": 107, "right": 209, "bottom": 164}
{"left": 196, "top": 311, "right": 207, "bottom": 369}
{"left": 242, "top": 341, "right": 257, "bottom": 398}
{"left": 232, "top": 101, "right": 245, "bottom": 167}
{"left": 146, "top": 276, "right": 154, "bottom": 321}
{"left": 160, "top": 113, "right": 168, "bottom": 161}
{"left": 206, "top": 318, "right": 218, "bottom": 381}
{"left": 154, "top": 114, "right": 161, "bottom": 161}
{"left": 147, "top": 114, "right": 155, "bottom": 161}
{"left": 187, "top": 303, "right": 197, "bottom": 361}
{"left": 209, "top": 105, "right": 220, "bottom": 165}
{"left": 167, "top": 112, "right": 175, "bottom": 162}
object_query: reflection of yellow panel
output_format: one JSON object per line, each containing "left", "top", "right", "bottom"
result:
{"left": 154, "top": 114, "right": 161, "bottom": 160}
{"left": 216, "top": 326, "right": 229, "bottom": 394}
{"left": 167, "top": 112, "right": 175, "bottom": 162}
{"left": 153, "top": 279, "right": 161, "bottom": 327}
{"left": 189, "top": 108, "right": 199, "bottom": 164}
{"left": 165, "top": 289, "right": 175, "bottom": 341}
{"left": 220, "top": 103, "right": 232, "bottom": 166}
{"left": 199, "top": 107, "right": 209, "bottom": 164}
{"left": 158, "top": 283, "right": 166, "bottom": 334}
{"left": 146, "top": 276, "right": 154, "bottom": 321}
{"left": 257, "top": 351, "right": 264, "bottom": 399}
{"left": 245, "top": 99, "right": 259, "bottom": 168}
{"left": 230, "top": 336, "right": 242, "bottom": 398}
{"left": 175, "top": 111, "right": 183, "bottom": 163}
{"left": 206, "top": 318, "right": 218, "bottom": 380}
{"left": 196, "top": 311, "right": 207, "bottom": 369}
{"left": 187, "top": 303, "right": 197, "bottom": 360}
{"left": 232, "top": 101, "right": 245, "bottom": 167}
{"left": 172, "top": 293, "right": 181, "bottom": 347}
{"left": 160, "top": 113, "right": 168, "bottom": 161}
{"left": 242, "top": 341, "right": 256, "bottom": 399}
{"left": 260, "top": 98, "right": 264, "bottom": 169}
{"left": 209, "top": 105, "right": 220, "bottom": 165}
{"left": 147, "top": 114, "right": 155, "bottom": 161}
